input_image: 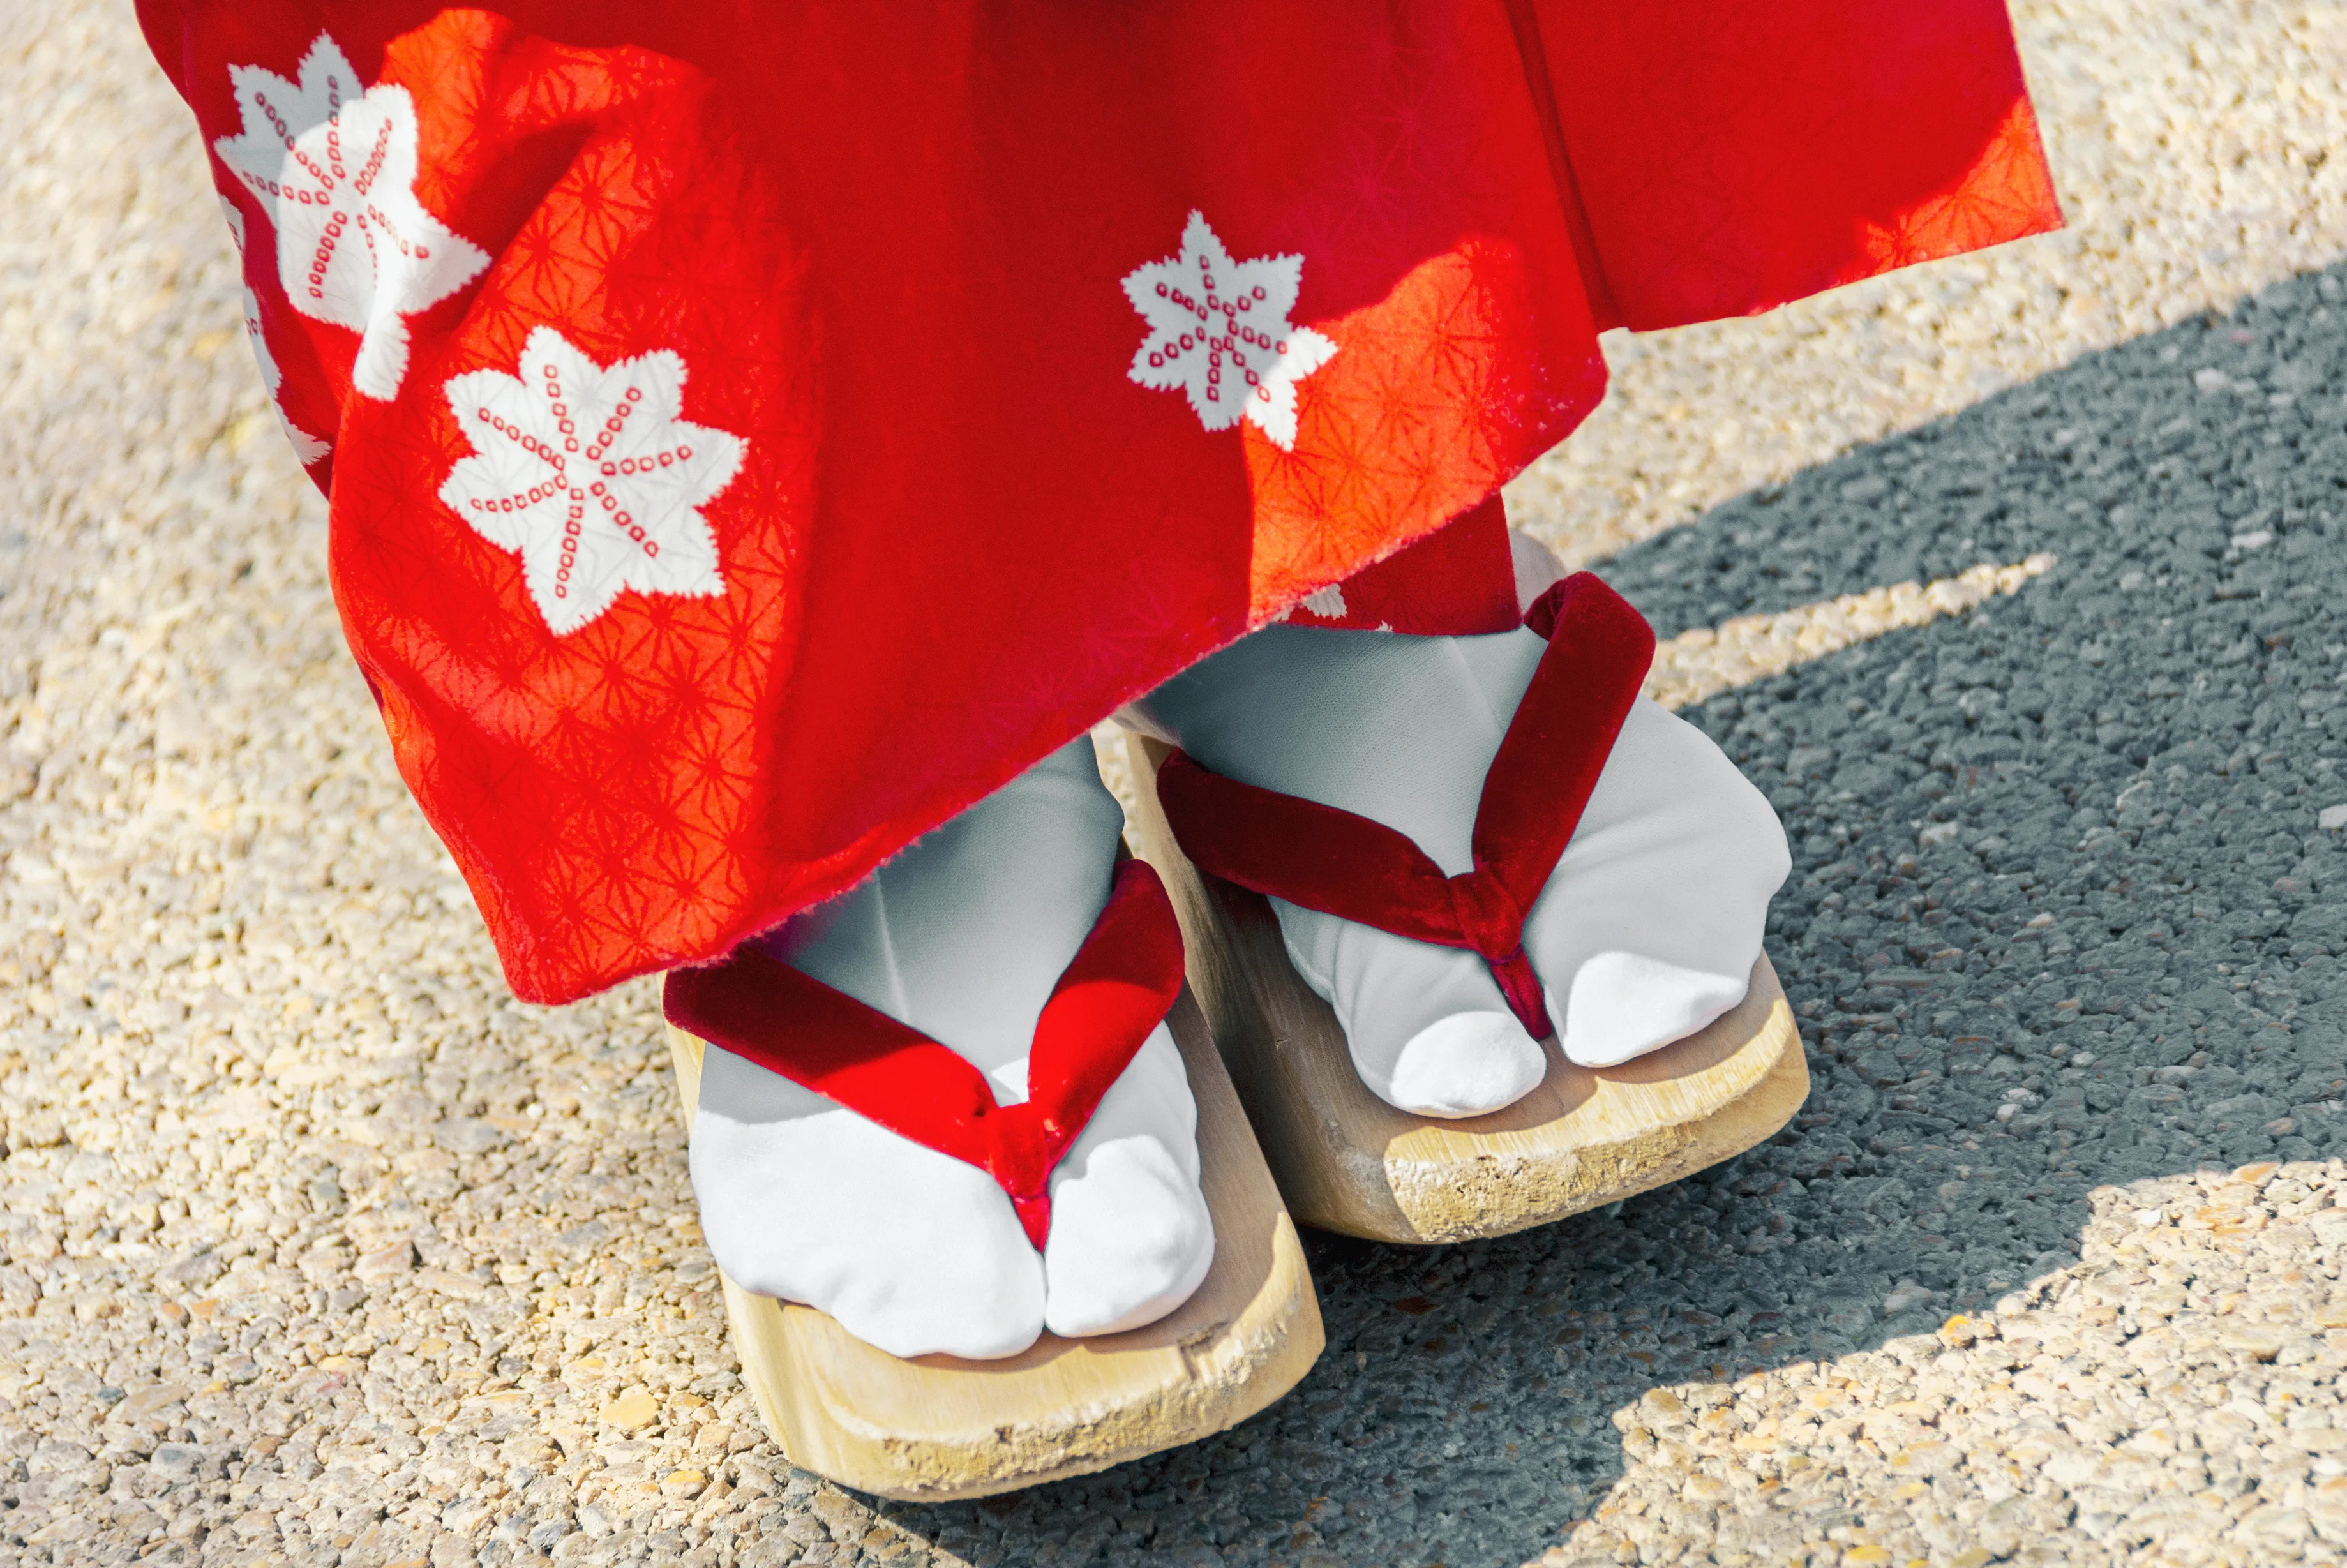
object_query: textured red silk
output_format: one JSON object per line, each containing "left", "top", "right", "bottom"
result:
{"left": 663, "top": 859, "right": 1187, "bottom": 1251}
{"left": 1155, "top": 573, "right": 1653, "bottom": 1037}
{"left": 135, "top": 3, "right": 2058, "bottom": 1004}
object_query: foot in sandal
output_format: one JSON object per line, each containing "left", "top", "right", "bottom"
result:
{"left": 1127, "top": 577, "right": 1790, "bottom": 1119}
{"left": 679, "top": 739, "right": 1215, "bottom": 1360}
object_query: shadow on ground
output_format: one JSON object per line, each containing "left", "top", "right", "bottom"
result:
{"left": 853, "top": 262, "right": 2347, "bottom": 1568}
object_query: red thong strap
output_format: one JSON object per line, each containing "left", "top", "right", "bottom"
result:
{"left": 663, "top": 859, "right": 1187, "bottom": 1252}
{"left": 1155, "top": 572, "right": 1655, "bottom": 1038}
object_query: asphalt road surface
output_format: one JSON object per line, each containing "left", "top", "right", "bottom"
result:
{"left": 6, "top": 3, "right": 2347, "bottom": 1566}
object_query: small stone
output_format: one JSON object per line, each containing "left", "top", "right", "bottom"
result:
{"left": 434, "top": 1117, "right": 511, "bottom": 1154}
{"left": 661, "top": 1469, "right": 706, "bottom": 1499}
{"left": 811, "top": 1488, "right": 867, "bottom": 1533}
{"left": 1889, "top": 1442, "right": 1959, "bottom": 1477}
{"left": 117, "top": 1384, "right": 191, "bottom": 1421}
{"left": 2134, "top": 1208, "right": 2166, "bottom": 1227}
{"left": 165, "top": 1250, "right": 224, "bottom": 1285}
{"left": 556, "top": 1220, "right": 610, "bottom": 1255}
{"left": 149, "top": 1445, "right": 202, "bottom": 1478}
{"left": 1977, "top": 1498, "right": 2029, "bottom": 1558}
{"left": 2320, "top": 805, "right": 2347, "bottom": 832}
{"left": 1919, "top": 821, "right": 1960, "bottom": 847}
{"left": 22, "top": 1516, "right": 96, "bottom": 1547}
{"left": 442, "top": 1498, "right": 492, "bottom": 1534}
{"left": 10, "top": 1112, "right": 66, "bottom": 1151}
{"left": 2220, "top": 1327, "right": 2285, "bottom": 1362}
{"left": 598, "top": 1389, "right": 659, "bottom": 1431}
{"left": 354, "top": 1241, "right": 417, "bottom": 1280}
{"left": 1883, "top": 1280, "right": 1935, "bottom": 1315}
{"left": 414, "top": 1267, "right": 485, "bottom": 1300}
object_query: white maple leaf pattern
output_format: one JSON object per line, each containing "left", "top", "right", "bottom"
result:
{"left": 1122, "top": 211, "right": 1337, "bottom": 451}
{"left": 1288, "top": 583, "right": 1349, "bottom": 621}
{"left": 439, "top": 327, "right": 745, "bottom": 636}
{"left": 212, "top": 33, "right": 489, "bottom": 401}
{"left": 220, "top": 198, "right": 333, "bottom": 465}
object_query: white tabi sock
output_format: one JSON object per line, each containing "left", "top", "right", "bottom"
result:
{"left": 687, "top": 739, "right": 1214, "bottom": 1359}
{"left": 1129, "top": 622, "right": 1788, "bottom": 1117}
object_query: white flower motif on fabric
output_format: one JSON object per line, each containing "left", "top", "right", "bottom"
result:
{"left": 439, "top": 327, "right": 744, "bottom": 636}
{"left": 1276, "top": 583, "right": 1351, "bottom": 623}
{"left": 220, "top": 198, "right": 333, "bottom": 465}
{"left": 1295, "top": 583, "right": 1348, "bottom": 620}
{"left": 1122, "top": 211, "right": 1337, "bottom": 451}
{"left": 213, "top": 33, "right": 490, "bottom": 401}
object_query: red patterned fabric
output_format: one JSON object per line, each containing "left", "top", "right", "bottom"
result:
{"left": 1155, "top": 574, "right": 1651, "bottom": 1036}
{"left": 136, "top": 2, "right": 2059, "bottom": 1003}
{"left": 664, "top": 859, "right": 1185, "bottom": 1250}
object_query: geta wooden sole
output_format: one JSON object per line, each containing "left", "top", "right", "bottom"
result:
{"left": 664, "top": 983, "right": 1323, "bottom": 1501}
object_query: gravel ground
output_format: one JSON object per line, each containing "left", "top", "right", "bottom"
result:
{"left": 6, "top": 4, "right": 2347, "bottom": 1567}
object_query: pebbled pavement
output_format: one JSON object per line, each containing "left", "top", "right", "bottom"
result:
{"left": 6, "top": 3, "right": 2347, "bottom": 1567}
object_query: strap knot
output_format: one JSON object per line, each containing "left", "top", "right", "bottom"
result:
{"left": 1446, "top": 869, "right": 1526, "bottom": 962}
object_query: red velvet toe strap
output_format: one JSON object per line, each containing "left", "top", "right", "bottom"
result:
{"left": 663, "top": 858, "right": 1186, "bottom": 1252}
{"left": 1155, "top": 572, "right": 1654, "bottom": 1038}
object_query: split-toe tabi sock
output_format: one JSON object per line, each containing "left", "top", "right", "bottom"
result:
{"left": 687, "top": 738, "right": 1213, "bottom": 1361}
{"left": 1129, "top": 620, "right": 1790, "bottom": 1117}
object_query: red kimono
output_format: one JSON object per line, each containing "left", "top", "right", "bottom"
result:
{"left": 136, "top": 2, "right": 2060, "bottom": 1004}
